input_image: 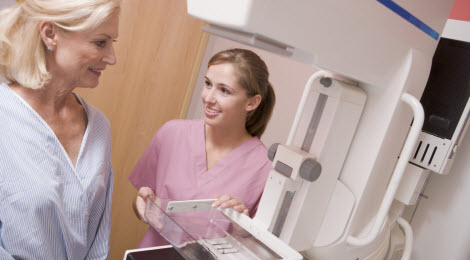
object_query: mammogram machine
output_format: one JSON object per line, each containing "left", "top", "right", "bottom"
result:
{"left": 125, "top": 1, "right": 463, "bottom": 259}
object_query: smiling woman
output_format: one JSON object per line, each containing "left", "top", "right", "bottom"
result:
{"left": 0, "top": 0, "right": 120, "bottom": 259}
{"left": 204, "top": 49, "right": 275, "bottom": 139}
{"left": 129, "top": 49, "right": 276, "bottom": 248}
{"left": 48, "top": 14, "right": 119, "bottom": 90}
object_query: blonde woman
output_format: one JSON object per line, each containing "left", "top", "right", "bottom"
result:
{"left": 0, "top": 0, "right": 120, "bottom": 258}
{"left": 129, "top": 48, "right": 276, "bottom": 248}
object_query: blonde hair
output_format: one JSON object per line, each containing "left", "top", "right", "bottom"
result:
{"left": 208, "top": 48, "right": 276, "bottom": 138}
{"left": 0, "top": 0, "right": 121, "bottom": 89}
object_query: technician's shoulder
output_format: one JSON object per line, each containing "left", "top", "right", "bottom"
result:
{"left": 158, "top": 118, "right": 203, "bottom": 136}
{"left": 246, "top": 138, "right": 271, "bottom": 166}
{"left": 252, "top": 137, "right": 269, "bottom": 153}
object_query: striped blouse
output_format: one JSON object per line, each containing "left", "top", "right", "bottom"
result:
{"left": 0, "top": 83, "right": 113, "bottom": 259}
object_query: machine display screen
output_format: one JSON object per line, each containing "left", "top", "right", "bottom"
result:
{"left": 421, "top": 38, "right": 470, "bottom": 140}
{"left": 126, "top": 247, "right": 185, "bottom": 260}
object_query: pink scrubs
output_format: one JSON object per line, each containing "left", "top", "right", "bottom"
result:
{"left": 129, "top": 119, "right": 271, "bottom": 247}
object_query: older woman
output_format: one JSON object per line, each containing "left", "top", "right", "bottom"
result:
{"left": 0, "top": 0, "right": 120, "bottom": 259}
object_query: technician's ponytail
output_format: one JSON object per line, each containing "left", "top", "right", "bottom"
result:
{"left": 246, "top": 81, "right": 275, "bottom": 138}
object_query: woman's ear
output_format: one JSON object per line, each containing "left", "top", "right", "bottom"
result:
{"left": 39, "top": 21, "right": 57, "bottom": 50}
{"left": 245, "top": 94, "right": 262, "bottom": 112}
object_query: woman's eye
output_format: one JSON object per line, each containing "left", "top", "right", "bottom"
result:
{"left": 95, "top": 41, "right": 106, "bottom": 47}
{"left": 204, "top": 80, "right": 211, "bottom": 88}
{"left": 221, "top": 88, "right": 230, "bottom": 94}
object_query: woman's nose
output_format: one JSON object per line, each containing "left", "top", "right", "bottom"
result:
{"left": 203, "top": 88, "right": 216, "bottom": 103}
{"left": 103, "top": 45, "right": 117, "bottom": 65}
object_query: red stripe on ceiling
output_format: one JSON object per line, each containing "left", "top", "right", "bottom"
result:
{"left": 449, "top": 0, "right": 470, "bottom": 22}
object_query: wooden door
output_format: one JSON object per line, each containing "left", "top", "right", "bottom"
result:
{"left": 75, "top": 0, "right": 207, "bottom": 258}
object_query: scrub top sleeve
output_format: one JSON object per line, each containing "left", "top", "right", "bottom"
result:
{"left": 247, "top": 180, "right": 269, "bottom": 218}
{"left": 128, "top": 131, "right": 161, "bottom": 192}
{"left": 248, "top": 160, "right": 272, "bottom": 218}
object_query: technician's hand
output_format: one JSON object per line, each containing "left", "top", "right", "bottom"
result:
{"left": 133, "top": 187, "right": 155, "bottom": 223}
{"left": 212, "top": 195, "right": 249, "bottom": 216}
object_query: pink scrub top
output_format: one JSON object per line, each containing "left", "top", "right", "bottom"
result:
{"left": 128, "top": 119, "right": 272, "bottom": 247}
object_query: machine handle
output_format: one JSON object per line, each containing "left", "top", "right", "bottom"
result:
{"left": 397, "top": 217, "right": 413, "bottom": 260}
{"left": 286, "top": 70, "right": 329, "bottom": 145}
{"left": 347, "top": 93, "right": 424, "bottom": 246}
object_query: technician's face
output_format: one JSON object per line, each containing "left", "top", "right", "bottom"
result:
{"left": 201, "top": 63, "right": 252, "bottom": 129}
{"left": 51, "top": 11, "right": 119, "bottom": 89}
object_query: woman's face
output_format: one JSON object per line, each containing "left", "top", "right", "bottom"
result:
{"left": 49, "top": 11, "right": 119, "bottom": 89}
{"left": 201, "top": 62, "right": 258, "bottom": 130}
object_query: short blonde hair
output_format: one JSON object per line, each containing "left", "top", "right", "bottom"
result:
{"left": 0, "top": 0, "right": 121, "bottom": 89}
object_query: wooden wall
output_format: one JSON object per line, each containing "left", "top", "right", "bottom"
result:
{"left": 75, "top": 0, "right": 207, "bottom": 258}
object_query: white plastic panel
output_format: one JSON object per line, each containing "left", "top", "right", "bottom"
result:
{"left": 409, "top": 132, "right": 452, "bottom": 173}
{"left": 187, "top": 0, "right": 453, "bottom": 87}
{"left": 314, "top": 181, "right": 355, "bottom": 247}
{"left": 442, "top": 19, "right": 470, "bottom": 42}
{"left": 395, "top": 163, "right": 428, "bottom": 205}
{"left": 255, "top": 77, "right": 365, "bottom": 251}
{"left": 187, "top": 0, "right": 256, "bottom": 29}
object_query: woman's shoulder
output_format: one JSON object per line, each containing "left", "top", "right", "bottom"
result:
{"left": 159, "top": 118, "right": 203, "bottom": 134}
{"left": 240, "top": 137, "right": 270, "bottom": 166}
{"left": 249, "top": 137, "right": 269, "bottom": 154}
{"left": 73, "top": 93, "right": 110, "bottom": 130}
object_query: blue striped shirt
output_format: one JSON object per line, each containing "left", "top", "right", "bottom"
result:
{"left": 0, "top": 83, "right": 113, "bottom": 259}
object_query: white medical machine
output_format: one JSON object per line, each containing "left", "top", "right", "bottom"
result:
{"left": 125, "top": 1, "right": 464, "bottom": 259}
{"left": 395, "top": 37, "right": 470, "bottom": 207}
{"left": 184, "top": 0, "right": 456, "bottom": 260}
{"left": 124, "top": 198, "right": 304, "bottom": 260}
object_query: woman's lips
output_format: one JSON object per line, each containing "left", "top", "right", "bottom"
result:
{"left": 89, "top": 68, "right": 102, "bottom": 77}
{"left": 205, "top": 106, "right": 221, "bottom": 117}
